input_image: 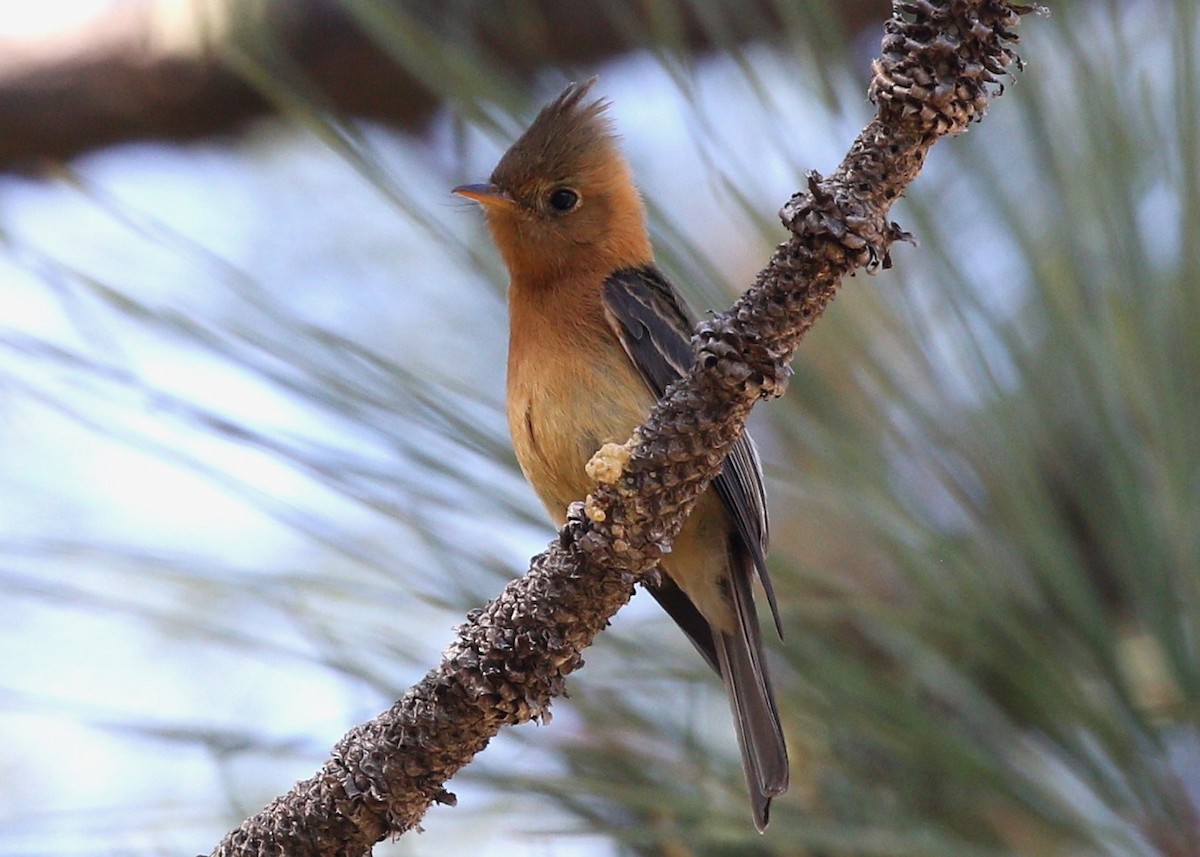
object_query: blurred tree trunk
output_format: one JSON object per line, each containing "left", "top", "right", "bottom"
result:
{"left": 0, "top": 0, "right": 886, "bottom": 171}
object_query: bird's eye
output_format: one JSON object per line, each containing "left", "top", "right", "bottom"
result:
{"left": 548, "top": 188, "right": 579, "bottom": 212}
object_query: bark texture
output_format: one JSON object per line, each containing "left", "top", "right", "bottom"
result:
{"left": 210, "top": 2, "right": 1040, "bottom": 854}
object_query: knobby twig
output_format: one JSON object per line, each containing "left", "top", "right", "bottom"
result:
{"left": 210, "top": 2, "right": 1041, "bottom": 854}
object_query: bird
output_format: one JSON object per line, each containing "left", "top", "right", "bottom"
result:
{"left": 454, "top": 78, "right": 788, "bottom": 830}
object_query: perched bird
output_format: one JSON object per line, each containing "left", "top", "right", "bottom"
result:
{"left": 454, "top": 79, "right": 788, "bottom": 829}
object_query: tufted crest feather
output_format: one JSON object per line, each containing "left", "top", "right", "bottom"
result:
{"left": 490, "top": 77, "right": 618, "bottom": 197}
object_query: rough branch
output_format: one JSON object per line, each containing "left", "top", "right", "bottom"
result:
{"left": 210, "top": 2, "right": 1040, "bottom": 854}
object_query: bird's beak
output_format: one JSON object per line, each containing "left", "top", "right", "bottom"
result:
{"left": 452, "top": 183, "right": 516, "bottom": 209}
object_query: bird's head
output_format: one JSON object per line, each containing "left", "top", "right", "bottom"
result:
{"left": 454, "top": 78, "right": 653, "bottom": 286}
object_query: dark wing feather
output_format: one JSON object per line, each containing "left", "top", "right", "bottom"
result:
{"left": 601, "top": 267, "right": 781, "bottom": 638}
{"left": 601, "top": 266, "right": 695, "bottom": 388}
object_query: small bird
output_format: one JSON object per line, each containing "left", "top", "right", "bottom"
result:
{"left": 454, "top": 78, "right": 788, "bottom": 830}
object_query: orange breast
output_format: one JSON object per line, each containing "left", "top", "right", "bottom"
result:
{"left": 506, "top": 279, "right": 654, "bottom": 524}
{"left": 505, "top": 275, "right": 736, "bottom": 630}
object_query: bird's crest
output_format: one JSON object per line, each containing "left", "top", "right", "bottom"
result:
{"left": 491, "top": 77, "right": 618, "bottom": 195}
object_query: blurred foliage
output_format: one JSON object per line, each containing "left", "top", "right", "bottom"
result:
{"left": 493, "top": 2, "right": 1200, "bottom": 855}
{"left": 1, "top": 0, "right": 1197, "bottom": 856}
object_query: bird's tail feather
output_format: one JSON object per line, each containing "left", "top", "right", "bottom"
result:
{"left": 715, "top": 563, "right": 789, "bottom": 832}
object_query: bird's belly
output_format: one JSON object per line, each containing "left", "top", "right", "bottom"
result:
{"left": 507, "top": 343, "right": 735, "bottom": 632}
{"left": 508, "top": 351, "right": 652, "bottom": 525}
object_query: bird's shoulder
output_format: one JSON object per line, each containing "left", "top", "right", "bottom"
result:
{"left": 600, "top": 265, "right": 698, "bottom": 396}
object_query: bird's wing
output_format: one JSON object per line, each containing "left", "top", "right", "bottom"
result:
{"left": 600, "top": 266, "right": 781, "bottom": 638}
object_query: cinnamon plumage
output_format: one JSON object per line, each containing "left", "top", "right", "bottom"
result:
{"left": 455, "top": 79, "right": 788, "bottom": 830}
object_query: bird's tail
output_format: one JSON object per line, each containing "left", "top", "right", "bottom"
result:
{"left": 714, "top": 563, "right": 789, "bottom": 832}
